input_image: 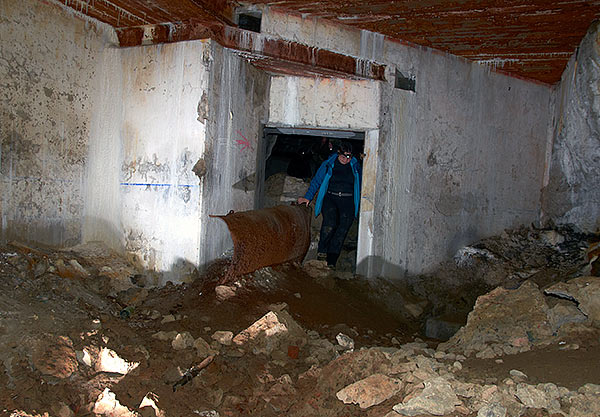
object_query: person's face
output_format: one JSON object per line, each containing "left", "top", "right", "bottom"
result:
{"left": 337, "top": 151, "right": 352, "bottom": 165}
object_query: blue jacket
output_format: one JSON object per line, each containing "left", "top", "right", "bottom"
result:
{"left": 303, "top": 153, "right": 362, "bottom": 217}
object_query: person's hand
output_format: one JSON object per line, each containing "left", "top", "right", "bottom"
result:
{"left": 297, "top": 197, "right": 310, "bottom": 206}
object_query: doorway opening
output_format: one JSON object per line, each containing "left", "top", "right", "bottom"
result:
{"left": 256, "top": 126, "right": 365, "bottom": 272}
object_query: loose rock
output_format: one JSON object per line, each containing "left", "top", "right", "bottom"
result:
{"left": 336, "top": 373, "right": 402, "bottom": 409}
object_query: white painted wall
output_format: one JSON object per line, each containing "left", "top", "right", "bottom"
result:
{"left": 115, "top": 41, "right": 208, "bottom": 283}
{"left": 542, "top": 23, "right": 600, "bottom": 233}
{"left": 269, "top": 76, "right": 379, "bottom": 129}
{"left": 0, "top": 0, "right": 117, "bottom": 246}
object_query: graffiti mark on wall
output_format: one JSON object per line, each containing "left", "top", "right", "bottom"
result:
{"left": 235, "top": 130, "right": 252, "bottom": 151}
{"left": 120, "top": 182, "right": 198, "bottom": 188}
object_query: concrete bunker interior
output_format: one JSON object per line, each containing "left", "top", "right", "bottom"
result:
{"left": 1, "top": 0, "right": 600, "bottom": 415}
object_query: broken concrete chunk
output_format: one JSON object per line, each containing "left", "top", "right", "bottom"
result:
{"left": 172, "top": 332, "right": 195, "bottom": 350}
{"left": 212, "top": 331, "right": 234, "bottom": 345}
{"left": 567, "top": 392, "right": 600, "bottom": 417}
{"left": 548, "top": 302, "right": 587, "bottom": 331}
{"left": 232, "top": 310, "right": 307, "bottom": 355}
{"left": 540, "top": 230, "right": 565, "bottom": 247}
{"left": 215, "top": 285, "right": 236, "bottom": 301}
{"left": 509, "top": 369, "right": 528, "bottom": 381}
{"left": 69, "top": 259, "right": 90, "bottom": 277}
{"left": 578, "top": 383, "right": 600, "bottom": 395}
{"left": 336, "top": 333, "right": 355, "bottom": 350}
{"left": 545, "top": 276, "right": 600, "bottom": 326}
{"left": 194, "top": 336, "right": 219, "bottom": 356}
{"left": 161, "top": 314, "right": 178, "bottom": 324}
{"left": 94, "top": 388, "right": 136, "bottom": 417}
{"left": 393, "top": 377, "right": 459, "bottom": 416}
{"left": 96, "top": 347, "right": 139, "bottom": 374}
{"left": 477, "top": 402, "right": 506, "bottom": 417}
{"left": 152, "top": 331, "right": 178, "bottom": 341}
{"left": 194, "top": 411, "right": 219, "bottom": 417}
{"left": 454, "top": 246, "right": 496, "bottom": 267}
{"left": 76, "top": 348, "right": 93, "bottom": 367}
{"left": 233, "top": 311, "right": 287, "bottom": 346}
{"left": 439, "top": 281, "right": 553, "bottom": 356}
{"left": 336, "top": 374, "right": 402, "bottom": 409}
{"left": 515, "top": 383, "right": 549, "bottom": 409}
{"left": 147, "top": 310, "right": 161, "bottom": 320}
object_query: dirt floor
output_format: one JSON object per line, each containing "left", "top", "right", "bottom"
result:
{"left": 0, "top": 225, "right": 599, "bottom": 417}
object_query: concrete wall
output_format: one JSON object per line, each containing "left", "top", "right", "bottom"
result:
{"left": 373, "top": 45, "right": 553, "bottom": 278}
{"left": 87, "top": 41, "right": 270, "bottom": 282}
{"left": 263, "top": 8, "right": 555, "bottom": 279}
{"left": 269, "top": 77, "right": 379, "bottom": 129}
{"left": 1, "top": 0, "right": 270, "bottom": 283}
{"left": 541, "top": 23, "right": 600, "bottom": 233}
{"left": 199, "top": 44, "right": 271, "bottom": 269}
{"left": 0, "top": 0, "right": 116, "bottom": 246}
{"left": 0, "top": 0, "right": 564, "bottom": 283}
{"left": 85, "top": 41, "right": 210, "bottom": 283}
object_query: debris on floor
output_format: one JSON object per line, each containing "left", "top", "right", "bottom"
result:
{"left": 1, "top": 224, "right": 599, "bottom": 417}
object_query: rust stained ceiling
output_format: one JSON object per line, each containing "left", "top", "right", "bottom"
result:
{"left": 60, "top": 0, "right": 600, "bottom": 84}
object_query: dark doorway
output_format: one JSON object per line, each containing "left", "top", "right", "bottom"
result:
{"left": 257, "top": 127, "right": 365, "bottom": 272}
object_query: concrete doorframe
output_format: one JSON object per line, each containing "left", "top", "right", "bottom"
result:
{"left": 257, "top": 125, "right": 376, "bottom": 273}
{"left": 356, "top": 129, "right": 379, "bottom": 278}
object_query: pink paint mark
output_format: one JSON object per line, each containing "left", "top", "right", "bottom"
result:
{"left": 235, "top": 130, "right": 251, "bottom": 150}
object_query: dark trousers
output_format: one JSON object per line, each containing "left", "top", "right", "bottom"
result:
{"left": 318, "top": 194, "right": 355, "bottom": 266}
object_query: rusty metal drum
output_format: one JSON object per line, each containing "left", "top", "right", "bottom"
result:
{"left": 210, "top": 204, "right": 312, "bottom": 281}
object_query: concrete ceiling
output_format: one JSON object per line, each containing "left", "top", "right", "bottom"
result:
{"left": 61, "top": 0, "right": 600, "bottom": 85}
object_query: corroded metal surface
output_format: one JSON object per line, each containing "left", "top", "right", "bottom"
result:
{"left": 60, "top": 0, "right": 600, "bottom": 84}
{"left": 210, "top": 204, "right": 311, "bottom": 281}
{"left": 116, "top": 20, "right": 386, "bottom": 81}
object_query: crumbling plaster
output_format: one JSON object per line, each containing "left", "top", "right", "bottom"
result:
{"left": 542, "top": 22, "right": 600, "bottom": 233}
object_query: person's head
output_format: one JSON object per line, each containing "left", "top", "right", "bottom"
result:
{"left": 337, "top": 142, "right": 353, "bottom": 165}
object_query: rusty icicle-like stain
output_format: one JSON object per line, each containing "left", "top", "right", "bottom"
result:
{"left": 116, "top": 20, "right": 386, "bottom": 81}
{"left": 62, "top": 0, "right": 600, "bottom": 84}
{"left": 210, "top": 205, "right": 311, "bottom": 283}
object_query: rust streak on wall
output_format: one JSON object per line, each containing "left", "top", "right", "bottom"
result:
{"left": 116, "top": 20, "right": 386, "bottom": 81}
{"left": 62, "top": 0, "right": 600, "bottom": 84}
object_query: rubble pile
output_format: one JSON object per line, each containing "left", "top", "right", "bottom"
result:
{"left": 446, "top": 225, "right": 594, "bottom": 291}
{"left": 439, "top": 277, "right": 600, "bottom": 359}
{"left": 408, "top": 225, "right": 598, "bottom": 338}
{"left": 0, "top": 224, "right": 599, "bottom": 417}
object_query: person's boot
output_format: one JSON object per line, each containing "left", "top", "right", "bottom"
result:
{"left": 326, "top": 252, "right": 339, "bottom": 269}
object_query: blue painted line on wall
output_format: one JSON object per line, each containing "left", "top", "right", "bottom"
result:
{"left": 120, "top": 182, "right": 199, "bottom": 188}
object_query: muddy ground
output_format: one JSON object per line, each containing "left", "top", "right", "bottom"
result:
{"left": 0, "top": 225, "right": 599, "bottom": 417}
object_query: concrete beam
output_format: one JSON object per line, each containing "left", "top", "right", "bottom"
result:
{"left": 116, "top": 20, "right": 386, "bottom": 81}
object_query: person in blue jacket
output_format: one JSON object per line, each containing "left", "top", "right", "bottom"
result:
{"left": 297, "top": 142, "right": 362, "bottom": 269}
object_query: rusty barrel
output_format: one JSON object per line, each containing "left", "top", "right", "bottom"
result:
{"left": 210, "top": 204, "right": 311, "bottom": 281}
